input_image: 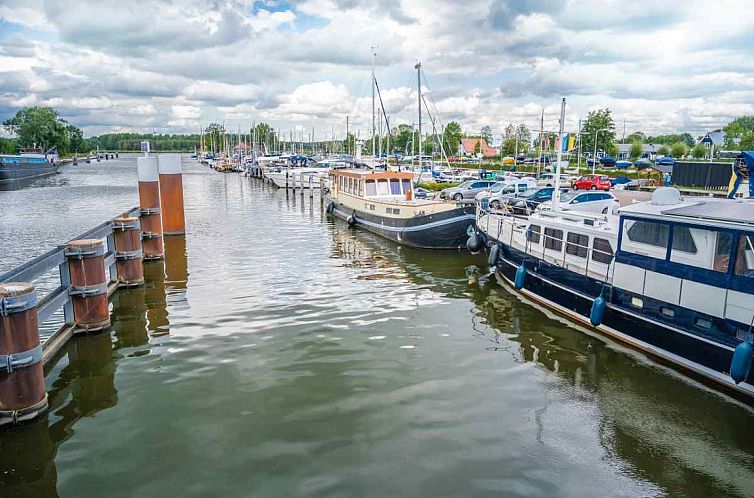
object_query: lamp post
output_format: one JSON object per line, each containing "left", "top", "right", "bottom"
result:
{"left": 592, "top": 128, "right": 609, "bottom": 175}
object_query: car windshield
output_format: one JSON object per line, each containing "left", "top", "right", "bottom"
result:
{"left": 520, "top": 188, "right": 539, "bottom": 198}
{"left": 560, "top": 191, "right": 578, "bottom": 202}
{"left": 456, "top": 181, "right": 473, "bottom": 188}
{"left": 490, "top": 182, "right": 506, "bottom": 192}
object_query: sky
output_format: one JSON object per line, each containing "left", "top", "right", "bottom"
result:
{"left": 1, "top": 0, "right": 753, "bottom": 141}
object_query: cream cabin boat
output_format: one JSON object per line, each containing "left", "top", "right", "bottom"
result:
{"left": 325, "top": 169, "right": 476, "bottom": 249}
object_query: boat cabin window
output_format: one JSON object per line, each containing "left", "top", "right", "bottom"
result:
{"left": 735, "top": 234, "right": 754, "bottom": 278}
{"left": 358, "top": 180, "right": 364, "bottom": 196}
{"left": 566, "top": 232, "right": 588, "bottom": 258}
{"left": 622, "top": 220, "right": 668, "bottom": 259}
{"left": 592, "top": 238, "right": 613, "bottom": 264}
{"left": 390, "top": 179, "right": 401, "bottom": 195}
{"left": 669, "top": 227, "right": 732, "bottom": 272}
{"left": 527, "top": 224, "right": 541, "bottom": 244}
{"left": 401, "top": 179, "right": 411, "bottom": 193}
{"left": 377, "top": 180, "right": 390, "bottom": 196}
{"left": 365, "top": 180, "right": 377, "bottom": 196}
{"left": 544, "top": 228, "right": 563, "bottom": 252}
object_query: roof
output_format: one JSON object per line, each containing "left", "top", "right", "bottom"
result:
{"left": 663, "top": 200, "right": 754, "bottom": 225}
{"left": 460, "top": 138, "right": 497, "bottom": 157}
{"left": 331, "top": 169, "right": 414, "bottom": 180}
{"left": 617, "top": 143, "right": 661, "bottom": 153}
{"left": 701, "top": 131, "right": 726, "bottom": 146}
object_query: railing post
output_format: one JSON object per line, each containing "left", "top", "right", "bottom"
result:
{"left": 0, "top": 283, "right": 48, "bottom": 426}
{"left": 65, "top": 239, "right": 110, "bottom": 333}
{"left": 58, "top": 259, "right": 74, "bottom": 325}
{"left": 138, "top": 156, "right": 164, "bottom": 260}
{"left": 112, "top": 216, "right": 144, "bottom": 287}
{"left": 157, "top": 154, "right": 186, "bottom": 236}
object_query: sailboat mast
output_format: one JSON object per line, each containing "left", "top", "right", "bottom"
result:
{"left": 553, "top": 97, "right": 566, "bottom": 211}
{"left": 371, "top": 45, "right": 377, "bottom": 158}
{"left": 416, "top": 61, "right": 422, "bottom": 169}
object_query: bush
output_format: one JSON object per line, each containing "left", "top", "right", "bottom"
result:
{"left": 670, "top": 141, "right": 688, "bottom": 158}
{"left": 418, "top": 182, "right": 460, "bottom": 191}
{"left": 691, "top": 143, "right": 707, "bottom": 159}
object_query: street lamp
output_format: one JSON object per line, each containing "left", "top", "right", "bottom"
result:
{"left": 593, "top": 128, "right": 609, "bottom": 174}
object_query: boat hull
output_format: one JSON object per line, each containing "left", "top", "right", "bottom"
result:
{"left": 331, "top": 201, "right": 475, "bottom": 249}
{"left": 492, "top": 240, "right": 754, "bottom": 399}
{"left": 0, "top": 161, "right": 59, "bottom": 183}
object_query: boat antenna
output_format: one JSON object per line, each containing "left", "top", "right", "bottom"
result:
{"left": 553, "top": 97, "right": 566, "bottom": 211}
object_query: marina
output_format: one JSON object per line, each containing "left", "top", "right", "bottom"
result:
{"left": 1, "top": 155, "right": 753, "bottom": 496}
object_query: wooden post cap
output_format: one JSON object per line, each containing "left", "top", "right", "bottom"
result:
{"left": 0, "top": 282, "right": 35, "bottom": 298}
{"left": 113, "top": 216, "right": 138, "bottom": 224}
{"left": 66, "top": 239, "right": 103, "bottom": 250}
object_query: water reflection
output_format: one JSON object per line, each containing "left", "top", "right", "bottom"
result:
{"left": 164, "top": 235, "right": 188, "bottom": 302}
{"left": 326, "top": 217, "right": 754, "bottom": 497}
{"left": 143, "top": 260, "right": 169, "bottom": 337}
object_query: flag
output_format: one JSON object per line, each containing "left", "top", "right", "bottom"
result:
{"left": 568, "top": 134, "right": 576, "bottom": 152}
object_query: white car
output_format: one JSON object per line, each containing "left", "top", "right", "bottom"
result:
{"left": 476, "top": 179, "right": 537, "bottom": 204}
{"left": 536, "top": 173, "right": 573, "bottom": 188}
{"left": 538, "top": 191, "right": 619, "bottom": 214}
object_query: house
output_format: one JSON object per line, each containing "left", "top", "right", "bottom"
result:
{"left": 617, "top": 143, "right": 661, "bottom": 160}
{"left": 459, "top": 138, "right": 497, "bottom": 158}
{"left": 700, "top": 131, "right": 725, "bottom": 149}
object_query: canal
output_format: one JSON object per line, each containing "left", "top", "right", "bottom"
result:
{"left": 1, "top": 155, "right": 753, "bottom": 497}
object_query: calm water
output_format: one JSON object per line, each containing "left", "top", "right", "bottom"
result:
{"left": 1, "top": 156, "right": 753, "bottom": 497}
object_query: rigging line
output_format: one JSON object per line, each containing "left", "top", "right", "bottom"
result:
{"left": 373, "top": 76, "right": 392, "bottom": 137}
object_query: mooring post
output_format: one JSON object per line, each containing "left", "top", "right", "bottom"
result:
{"left": 309, "top": 175, "right": 313, "bottom": 198}
{"left": 137, "top": 156, "right": 164, "bottom": 260}
{"left": 157, "top": 154, "right": 186, "bottom": 236}
{"left": 112, "top": 216, "right": 144, "bottom": 287}
{"left": 0, "top": 283, "right": 48, "bottom": 426}
{"left": 65, "top": 239, "right": 110, "bottom": 333}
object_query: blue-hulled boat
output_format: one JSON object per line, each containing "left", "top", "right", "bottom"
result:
{"left": 475, "top": 180, "right": 754, "bottom": 400}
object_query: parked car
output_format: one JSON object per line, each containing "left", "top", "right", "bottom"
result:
{"left": 476, "top": 179, "right": 536, "bottom": 203}
{"left": 656, "top": 156, "right": 676, "bottom": 166}
{"left": 610, "top": 176, "right": 632, "bottom": 187}
{"left": 539, "top": 191, "right": 619, "bottom": 214}
{"left": 615, "top": 160, "right": 633, "bottom": 169}
{"left": 507, "top": 187, "right": 559, "bottom": 214}
{"left": 536, "top": 173, "right": 572, "bottom": 187}
{"left": 440, "top": 180, "right": 497, "bottom": 201}
{"left": 572, "top": 174, "right": 611, "bottom": 191}
{"left": 484, "top": 180, "right": 538, "bottom": 207}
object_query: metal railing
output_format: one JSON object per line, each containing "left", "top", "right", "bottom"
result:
{"left": 0, "top": 206, "right": 141, "bottom": 348}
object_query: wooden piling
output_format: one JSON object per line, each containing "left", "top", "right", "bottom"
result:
{"left": 112, "top": 216, "right": 144, "bottom": 287}
{"left": 158, "top": 154, "right": 186, "bottom": 235}
{"left": 0, "top": 283, "right": 48, "bottom": 426}
{"left": 137, "top": 156, "right": 164, "bottom": 260}
{"left": 65, "top": 239, "right": 110, "bottom": 333}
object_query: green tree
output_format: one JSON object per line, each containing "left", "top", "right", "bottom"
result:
{"left": 740, "top": 132, "right": 754, "bottom": 151}
{"left": 724, "top": 116, "right": 754, "bottom": 148}
{"left": 626, "top": 131, "right": 647, "bottom": 143}
{"left": 501, "top": 137, "right": 517, "bottom": 156}
{"left": 670, "top": 141, "right": 688, "bottom": 158}
{"left": 629, "top": 141, "right": 643, "bottom": 160}
{"left": 67, "top": 125, "right": 85, "bottom": 153}
{"left": 0, "top": 137, "right": 18, "bottom": 154}
{"left": 658, "top": 144, "right": 671, "bottom": 156}
{"left": 580, "top": 108, "right": 616, "bottom": 159}
{"left": 253, "top": 122, "right": 276, "bottom": 152}
{"left": 515, "top": 124, "right": 531, "bottom": 150}
{"left": 442, "top": 121, "right": 462, "bottom": 156}
{"left": 204, "top": 123, "right": 225, "bottom": 153}
{"left": 691, "top": 142, "right": 707, "bottom": 159}
{"left": 3, "top": 106, "right": 82, "bottom": 154}
{"left": 480, "top": 125, "right": 493, "bottom": 145}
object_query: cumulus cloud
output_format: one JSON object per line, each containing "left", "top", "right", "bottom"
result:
{"left": 0, "top": 0, "right": 752, "bottom": 136}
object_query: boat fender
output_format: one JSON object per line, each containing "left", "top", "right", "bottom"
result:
{"left": 514, "top": 264, "right": 526, "bottom": 290}
{"left": 590, "top": 295, "right": 607, "bottom": 327}
{"left": 347, "top": 214, "right": 356, "bottom": 226}
{"left": 466, "top": 232, "right": 482, "bottom": 254}
{"left": 730, "top": 338, "right": 754, "bottom": 384}
{"left": 326, "top": 202, "right": 335, "bottom": 214}
{"left": 488, "top": 244, "right": 500, "bottom": 268}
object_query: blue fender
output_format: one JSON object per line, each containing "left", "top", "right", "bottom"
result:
{"left": 730, "top": 340, "right": 754, "bottom": 384}
{"left": 590, "top": 295, "right": 607, "bottom": 327}
{"left": 514, "top": 264, "right": 526, "bottom": 290}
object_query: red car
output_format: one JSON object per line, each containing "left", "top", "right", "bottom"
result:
{"left": 572, "top": 174, "right": 611, "bottom": 191}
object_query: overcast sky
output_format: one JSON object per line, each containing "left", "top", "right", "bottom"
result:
{"left": 1, "top": 0, "right": 753, "bottom": 140}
